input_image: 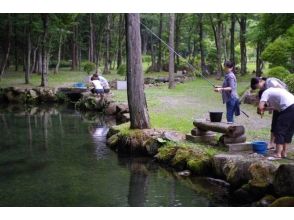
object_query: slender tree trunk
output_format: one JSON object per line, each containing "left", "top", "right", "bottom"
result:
{"left": 89, "top": 14, "right": 94, "bottom": 62}
{"left": 14, "top": 34, "right": 18, "bottom": 71}
{"left": 168, "top": 13, "right": 175, "bottom": 89}
{"left": 25, "top": 16, "right": 32, "bottom": 84}
{"left": 256, "top": 41, "right": 264, "bottom": 77}
{"left": 71, "top": 25, "right": 77, "bottom": 71}
{"left": 198, "top": 14, "right": 206, "bottom": 74}
{"left": 55, "top": 31, "right": 62, "bottom": 74}
{"left": 210, "top": 14, "right": 223, "bottom": 79}
{"left": 156, "top": 13, "right": 163, "bottom": 72}
{"left": 117, "top": 14, "right": 124, "bottom": 69}
{"left": 230, "top": 14, "right": 236, "bottom": 65}
{"left": 125, "top": 13, "right": 150, "bottom": 129}
{"left": 175, "top": 14, "right": 183, "bottom": 69}
{"left": 238, "top": 14, "right": 247, "bottom": 75}
{"left": 103, "top": 14, "right": 111, "bottom": 74}
{"left": 40, "top": 14, "right": 49, "bottom": 87}
{"left": 0, "top": 14, "right": 12, "bottom": 80}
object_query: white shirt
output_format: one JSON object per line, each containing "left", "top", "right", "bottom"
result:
{"left": 98, "top": 76, "right": 110, "bottom": 89}
{"left": 260, "top": 87, "right": 294, "bottom": 112}
{"left": 265, "top": 77, "right": 287, "bottom": 90}
{"left": 92, "top": 80, "right": 103, "bottom": 90}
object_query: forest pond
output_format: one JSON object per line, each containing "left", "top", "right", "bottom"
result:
{"left": 0, "top": 105, "right": 231, "bottom": 207}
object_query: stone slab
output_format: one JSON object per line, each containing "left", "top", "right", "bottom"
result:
{"left": 227, "top": 142, "right": 252, "bottom": 152}
{"left": 117, "top": 81, "right": 127, "bottom": 90}
{"left": 186, "top": 134, "right": 217, "bottom": 143}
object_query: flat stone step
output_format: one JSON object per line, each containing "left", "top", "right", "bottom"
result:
{"left": 226, "top": 142, "right": 253, "bottom": 152}
{"left": 186, "top": 133, "right": 217, "bottom": 144}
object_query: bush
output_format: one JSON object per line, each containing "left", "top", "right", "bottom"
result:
{"left": 117, "top": 64, "right": 126, "bottom": 76}
{"left": 142, "top": 55, "right": 151, "bottom": 63}
{"left": 267, "top": 66, "right": 290, "bottom": 80}
{"left": 284, "top": 74, "right": 294, "bottom": 94}
{"left": 83, "top": 61, "right": 96, "bottom": 75}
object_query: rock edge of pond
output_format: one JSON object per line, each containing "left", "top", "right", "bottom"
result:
{"left": 106, "top": 123, "right": 294, "bottom": 207}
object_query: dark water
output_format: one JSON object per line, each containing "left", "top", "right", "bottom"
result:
{"left": 0, "top": 105, "right": 230, "bottom": 207}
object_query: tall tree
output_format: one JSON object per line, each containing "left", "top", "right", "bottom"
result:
{"left": 125, "top": 13, "right": 150, "bottom": 129}
{"left": 168, "top": 13, "right": 175, "bottom": 89}
{"left": 156, "top": 13, "right": 163, "bottom": 72}
{"left": 25, "top": 15, "right": 32, "bottom": 84}
{"left": 237, "top": 14, "right": 247, "bottom": 75}
{"left": 0, "top": 14, "right": 12, "bottom": 80}
{"left": 198, "top": 14, "right": 206, "bottom": 74}
{"left": 117, "top": 14, "right": 124, "bottom": 69}
{"left": 40, "top": 13, "right": 49, "bottom": 87}
{"left": 103, "top": 14, "right": 111, "bottom": 74}
{"left": 230, "top": 14, "right": 236, "bottom": 65}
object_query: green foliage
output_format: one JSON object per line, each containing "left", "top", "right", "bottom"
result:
{"left": 284, "top": 74, "right": 294, "bottom": 94}
{"left": 117, "top": 64, "right": 127, "bottom": 76}
{"left": 55, "top": 92, "right": 69, "bottom": 103}
{"left": 83, "top": 62, "right": 96, "bottom": 75}
{"left": 267, "top": 66, "right": 290, "bottom": 79}
{"left": 142, "top": 55, "right": 151, "bottom": 63}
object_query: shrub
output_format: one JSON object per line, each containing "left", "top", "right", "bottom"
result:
{"left": 117, "top": 64, "right": 126, "bottom": 76}
{"left": 267, "top": 66, "right": 290, "bottom": 80}
{"left": 284, "top": 74, "right": 294, "bottom": 94}
{"left": 83, "top": 62, "right": 96, "bottom": 75}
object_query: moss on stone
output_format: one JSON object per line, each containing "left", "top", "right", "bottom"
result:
{"left": 155, "top": 146, "right": 178, "bottom": 162}
{"left": 249, "top": 162, "right": 273, "bottom": 188}
{"left": 106, "top": 134, "right": 119, "bottom": 149}
{"left": 270, "top": 196, "right": 294, "bottom": 207}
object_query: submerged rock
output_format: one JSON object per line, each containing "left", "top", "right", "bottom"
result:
{"left": 273, "top": 164, "right": 294, "bottom": 196}
{"left": 270, "top": 196, "right": 294, "bottom": 207}
{"left": 256, "top": 195, "right": 276, "bottom": 207}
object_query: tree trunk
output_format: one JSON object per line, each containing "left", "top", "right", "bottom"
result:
{"left": 175, "top": 14, "right": 183, "bottom": 69}
{"left": 89, "top": 14, "right": 94, "bottom": 62}
{"left": 210, "top": 14, "right": 223, "bottom": 79}
{"left": 168, "top": 13, "right": 175, "bottom": 89}
{"left": 25, "top": 17, "right": 32, "bottom": 84}
{"left": 117, "top": 14, "right": 124, "bottom": 69}
{"left": 238, "top": 14, "right": 247, "bottom": 75}
{"left": 125, "top": 13, "right": 150, "bottom": 129}
{"left": 40, "top": 14, "right": 49, "bottom": 87}
{"left": 230, "top": 14, "right": 236, "bottom": 65}
{"left": 156, "top": 13, "right": 163, "bottom": 72}
{"left": 14, "top": 34, "right": 18, "bottom": 72}
{"left": 103, "top": 14, "right": 111, "bottom": 74}
{"left": 71, "top": 25, "right": 77, "bottom": 71}
{"left": 0, "top": 14, "right": 12, "bottom": 80}
{"left": 55, "top": 31, "right": 63, "bottom": 74}
{"left": 198, "top": 14, "right": 206, "bottom": 74}
{"left": 256, "top": 41, "right": 264, "bottom": 77}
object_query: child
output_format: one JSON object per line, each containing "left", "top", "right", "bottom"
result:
{"left": 91, "top": 75, "right": 104, "bottom": 98}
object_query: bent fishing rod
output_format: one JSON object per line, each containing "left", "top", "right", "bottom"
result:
{"left": 140, "top": 20, "right": 249, "bottom": 118}
{"left": 139, "top": 21, "right": 217, "bottom": 88}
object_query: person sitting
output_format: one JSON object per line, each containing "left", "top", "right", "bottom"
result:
{"left": 251, "top": 76, "right": 288, "bottom": 149}
{"left": 94, "top": 70, "right": 110, "bottom": 93}
{"left": 91, "top": 75, "right": 104, "bottom": 98}
{"left": 258, "top": 87, "right": 294, "bottom": 159}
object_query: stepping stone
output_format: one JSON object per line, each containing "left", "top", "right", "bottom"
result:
{"left": 186, "top": 134, "right": 217, "bottom": 143}
{"left": 226, "top": 142, "right": 252, "bottom": 152}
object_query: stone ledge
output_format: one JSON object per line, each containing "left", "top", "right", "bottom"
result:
{"left": 227, "top": 142, "right": 252, "bottom": 152}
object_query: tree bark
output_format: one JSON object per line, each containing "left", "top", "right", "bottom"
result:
{"left": 156, "top": 13, "right": 163, "bottom": 72}
{"left": 54, "top": 30, "right": 63, "bottom": 74}
{"left": 71, "top": 25, "right": 78, "bottom": 71}
{"left": 175, "top": 14, "right": 183, "bottom": 69}
{"left": 256, "top": 41, "right": 264, "bottom": 77}
{"left": 198, "top": 14, "right": 206, "bottom": 74}
{"left": 210, "top": 14, "right": 223, "bottom": 79}
{"left": 125, "top": 13, "right": 150, "bottom": 129}
{"left": 0, "top": 14, "right": 12, "bottom": 80}
{"left": 230, "top": 14, "right": 236, "bottom": 65}
{"left": 25, "top": 16, "right": 32, "bottom": 84}
{"left": 89, "top": 14, "right": 94, "bottom": 62}
{"left": 238, "top": 14, "right": 247, "bottom": 75}
{"left": 168, "top": 13, "right": 175, "bottom": 89}
{"left": 103, "top": 14, "right": 111, "bottom": 74}
{"left": 117, "top": 14, "right": 124, "bottom": 69}
{"left": 40, "top": 13, "right": 49, "bottom": 87}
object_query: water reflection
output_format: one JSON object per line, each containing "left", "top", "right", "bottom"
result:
{"left": 89, "top": 125, "right": 110, "bottom": 160}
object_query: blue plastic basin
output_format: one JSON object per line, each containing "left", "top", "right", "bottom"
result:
{"left": 252, "top": 141, "right": 268, "bottom": 155}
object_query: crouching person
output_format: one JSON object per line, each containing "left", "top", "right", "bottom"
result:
{"left": 258, "top": 88, "right": 294, "bottom": 158}
{"left": 91, "top": 75, "right": 104, "bottom": 98}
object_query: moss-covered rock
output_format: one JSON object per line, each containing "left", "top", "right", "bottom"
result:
{"left": 256, "top": 195, "right": 276, "bottom": 207}
{"left": 106, "top": 134, "right": 119, "bottom": 150}
{"left": 155, "top": 146, "right": 178, "bottom": 163}
{"left": 270, "top": 196, "right": 294, "bottom": 207}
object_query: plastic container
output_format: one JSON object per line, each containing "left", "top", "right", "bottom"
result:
{"left": 209, "top": 112, "right": 223, "bottom": 122}
{"left": 252, "top": 141, "right": 268, "bottom": 155}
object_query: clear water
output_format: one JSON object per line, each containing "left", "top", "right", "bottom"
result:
{"left": 0, "top": 105, "right": 230, "bottom": 207}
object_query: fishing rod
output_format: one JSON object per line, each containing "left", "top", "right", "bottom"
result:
{"left": 140, "top": 20, "right": 250, "bottom": 118}
{"left": 139, "top": 21, "right": 217, "bottom": 88}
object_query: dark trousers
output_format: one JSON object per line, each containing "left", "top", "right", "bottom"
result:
{"left": 226, "top": 97, "right": 240, "bottom": 123}
{"left": 274, "top": 104, "right": 294, "bottom": 144}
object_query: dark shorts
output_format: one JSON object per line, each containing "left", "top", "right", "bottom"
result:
{"left": 104, "top": 88, "right": 110, "bottom": 93}
{"left": 91, "top": 88, "right": 104, "bottom": 94}
{"left": 271, "top": 110, "right": 279, "bottom": 133}
{"left": 274, "top": 104, "right": 294, "bottom": 144}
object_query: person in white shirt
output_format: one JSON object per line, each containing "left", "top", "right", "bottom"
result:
{"left": 258, "top": 87, "right": 294, "bottom": 158}
{"left": 94, "top": 70, "right": 110, "bottom": 93}
{"left": 90, "top": 75, "right": 104, "bottom": 98}
{"left": 251, "top": 77, "right": 288, "bottom": 149}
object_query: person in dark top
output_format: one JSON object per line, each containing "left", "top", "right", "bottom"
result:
{"left": 214, "top": 61, "right": 240, "bottom": 123}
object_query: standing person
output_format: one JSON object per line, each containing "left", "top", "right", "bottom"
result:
{"left": 214, "top": 61, "right": 240, "bottom": 123}
{"left": 94, "top": 70, "right": 110, "bottom": 93}
{"left": 251, "top": 77, "right": 288, "bottom": 149}
{"left": 258, "top": 87, "right": 294, "bottom": 158}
